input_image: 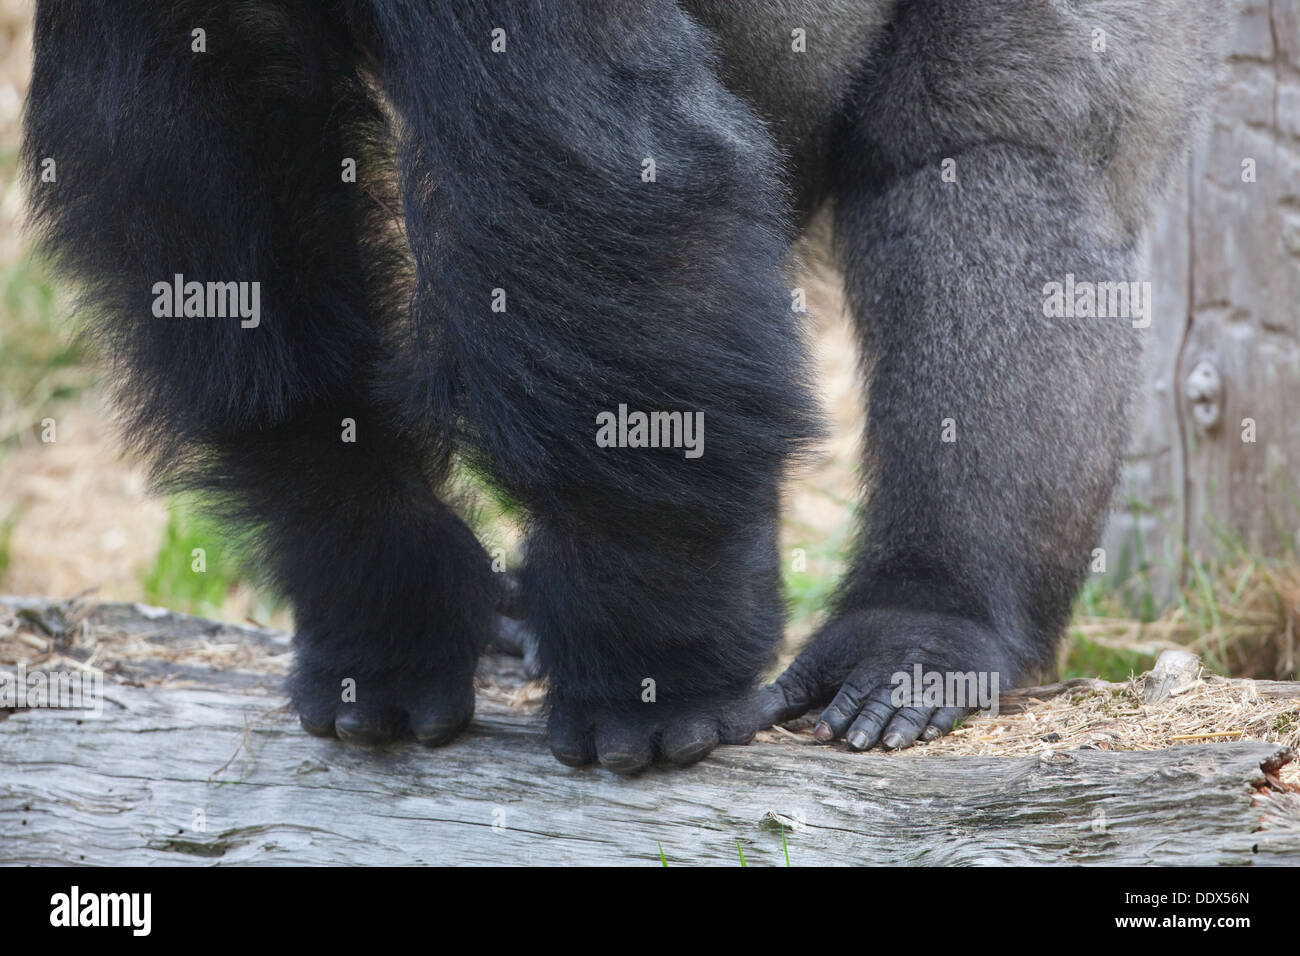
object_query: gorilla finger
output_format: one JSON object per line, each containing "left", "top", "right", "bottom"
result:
{"left": 921, "top": 706, "right": 968, "bottom": 741}
{"left": 299, "top": 713, "right": 338, "bottom": 739}
{"left": 757, "top": 660, "right": 820, "bottom": 728}
{"left": 717, "top": 692, "right": 762, "bottom": 745}
{"left": 548, "top": 707, "right": 597, "bottom": 767}
{"left": 814, "top": 675, "right": 879, "bottom": 742}
{"left": 880, "top": 706, "right": 935, "bottom": 750}
{"left": 595, "top": 721, "right": 655, "bottom": 775}
{"left": 840, "top": 685, "right": 906, "bottom": 749}
{"left": 410, "top": 690, "right": 474, "bottom": 748}
{"left": 296, "top": 697, "right": 339, "bottom": 739}
{"left": 661, "top": 716, "right": 721, "bottom": 766}
{"left": 335, "top": 704, "right": 405, "bottom": 746}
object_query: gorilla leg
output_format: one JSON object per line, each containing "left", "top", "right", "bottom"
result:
{"left": 24, "top": 0, "right": 497, "bottom": 744}
{"left": 359, "top": 0, "right": 820, "bottom": 772}
{"left": 761, "top": 0, "right": 1231, "bottom": 747}
{"left": 207, "top": 407, "right": 497, "bottom": 746}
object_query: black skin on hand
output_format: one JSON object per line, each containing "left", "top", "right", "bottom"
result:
{"left": 758, "top": 609, "right": 1016, "bottom": 750}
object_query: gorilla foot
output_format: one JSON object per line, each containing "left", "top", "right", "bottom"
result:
{"left": 757, "top": 608, "right": 1015, "bottom": 751}
{"left": 547, "top": 692, "right": 762, "bottom": 774}
{"left": 488, "top": 615, "right": 542, "bottom": 679}
{"left": 290, "top": 648, "right": 477, "bottom": 748}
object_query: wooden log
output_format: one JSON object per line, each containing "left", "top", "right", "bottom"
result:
{"left": 0, "top": 599, "right": 1297, "bottom": 866}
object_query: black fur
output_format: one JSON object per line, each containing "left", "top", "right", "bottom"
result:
{"left": 24, "top": 0, "right": 818, "bottom": 771}
{"left": 24, "top": 0, "right": 1229, "bottom": 770}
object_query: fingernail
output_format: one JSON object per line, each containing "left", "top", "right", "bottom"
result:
{"left": 813, "top": 721, "right": 832, "bottom": 742}
{"left": 882, "top": 732, "right": 905, "bottom": 749}
{"left": 847, "top": 731, "right": 868, "bottom": 750}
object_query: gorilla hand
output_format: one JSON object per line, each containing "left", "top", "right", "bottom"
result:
{"left": 758, "top": 608, "right": 1014, "bottom": 750}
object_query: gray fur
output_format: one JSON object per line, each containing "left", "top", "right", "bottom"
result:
{"left": 744, "top": 0, "right": 1237, "bottom": 747}
{"left": 684, "top": 0, "right": 897, "bottom": 213}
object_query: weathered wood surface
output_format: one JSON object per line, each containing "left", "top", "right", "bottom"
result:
{"left": 1109, "top": 0, "right": 1300, "bottom": 588}
{"left": 2, "top": 600, "right": 1298, "bottom": 866}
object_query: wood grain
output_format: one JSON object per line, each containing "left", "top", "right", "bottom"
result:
{"left": 2, "top": 601, "right": 1296, "bottom": 866}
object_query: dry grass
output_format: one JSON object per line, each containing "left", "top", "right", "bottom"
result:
{"left": 760, "top": 672, "right": 1300, "bottom": 786}
{"left": 1069, "top": 563, "right": 1300, "bottom": 680}
{"left": 0, "top": 596, "right": 291, "bottom": 683}
{"left": 922, "top": 677, "right": 1294, "bottom": 760}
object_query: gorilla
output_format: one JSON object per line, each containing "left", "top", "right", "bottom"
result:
{"left": 23, "top": 0, "right": 1229, "bottom": 772}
